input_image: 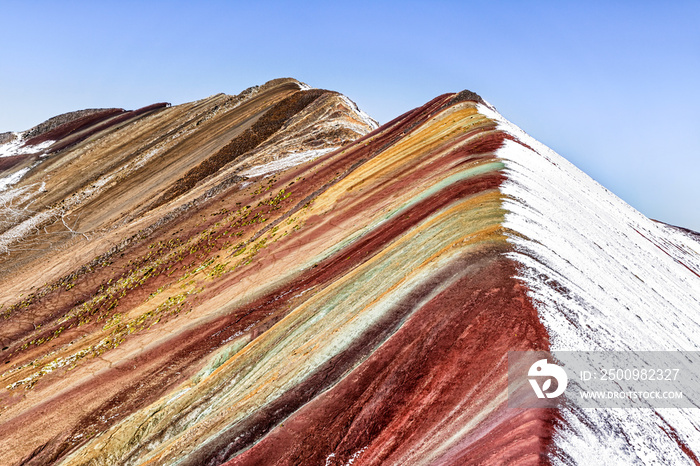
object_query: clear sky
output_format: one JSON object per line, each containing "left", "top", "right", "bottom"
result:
{"left": 1, "top": 1, "right": 698, "bottom": 230}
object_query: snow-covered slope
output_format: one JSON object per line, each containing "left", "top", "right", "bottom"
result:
{"left": 479, "top": 103, "right": 700, "bottom": 465}
{"left": 0, "top": 132, "right": 54, "bottom": 158}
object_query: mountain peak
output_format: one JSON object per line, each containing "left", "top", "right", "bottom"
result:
{"left": 449, "top": 88, "right": 486, "bottom": 106}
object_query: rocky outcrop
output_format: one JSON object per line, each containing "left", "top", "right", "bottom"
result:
{"left": 0, "top": 132, "right": 16, "bottom": 145}
{"left": 22, "top": 108, "right": 123, "bottom": 141}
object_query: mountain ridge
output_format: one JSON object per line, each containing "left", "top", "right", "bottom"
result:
{"left": 0, "top": 79, "right": 698, "bottom": 465}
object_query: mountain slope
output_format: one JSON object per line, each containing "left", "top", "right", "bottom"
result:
{"left": 481, "top": 104, "right": 700, "bottom": 465}
{"left": 0, "top": 81, "right": 698, "bottom": 465}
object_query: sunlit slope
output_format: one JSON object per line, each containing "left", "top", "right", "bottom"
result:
{"left": 0, "top": 78, "right": 372, "bottom": 274}
{"left": 0, "top": 90, "right": 554, "bottom": 465}
{"left": 2, "top": 82, "right": 698, "bottom": 465}
{"left": 0, "top": 78, "right": 378, "bottom": 464}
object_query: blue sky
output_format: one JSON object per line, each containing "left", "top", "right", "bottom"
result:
{"left": 1, "top": 1, "right": 698, "bottom": 230}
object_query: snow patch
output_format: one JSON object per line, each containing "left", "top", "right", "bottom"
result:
{"left": 0, "top": 132, "right": 54, "bottom": 157}
{"left": 0, "top": 209, "right": 55, "bottom": 254}
{"left": 0, "top": 167, "right": 31, "bottom": 191}
{"left": 339, "top": 95, "right": 379, "bottom": 130}
{"left": 345, "top": 446, "right": 368, "bottom": 465}
{"left": 242, "top": 147, "right": 340, "bottom": 178}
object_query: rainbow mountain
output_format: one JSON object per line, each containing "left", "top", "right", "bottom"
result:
{"left": 0, "top": 78, "right": 699, "bottom": 465}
